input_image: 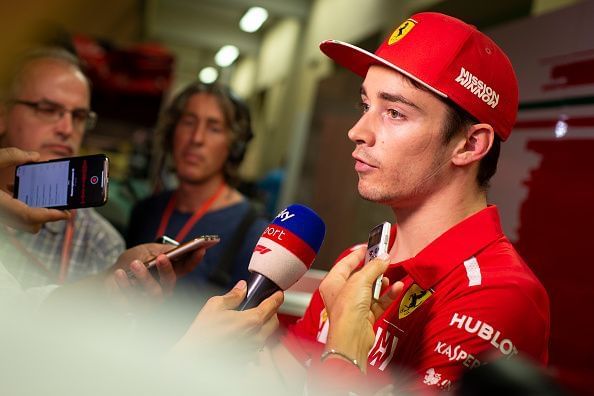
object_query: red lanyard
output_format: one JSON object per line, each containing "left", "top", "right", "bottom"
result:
{"left": 156, "top": 182, "right": 226, "bottom": 242}
{"left": 58, "top": 211, "right": 76, "bottom": 283}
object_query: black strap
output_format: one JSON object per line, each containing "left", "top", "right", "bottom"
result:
{"left": 208, "top": 202, "right": 264, "bottom": 287}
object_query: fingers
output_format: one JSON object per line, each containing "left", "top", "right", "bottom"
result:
{"left": 129, "top": 259, "right": 162, "bottom": 298}
{"left": 217, "top": 280, "right": 248, "bottom": 310}
{"left": 234, "top": 292, "right": 283, "bottom": 348}
{"left": 24, "top": 207, "right": 70, "bottom": 225}
{"left": 256, "top": 313, "right": 280, "bottom": 343}
{"left": 0, "top": 190, "right": 70, "bottom": 232}
{"left": 373, "top": 280, "right": 404, "bottom": 317}
{"left": 356, "top": 253, "right": 391, "bottom": 284}
{"left": 320, "top": 247, "right": 368, "bottom": 311}
{"left": 385, "top": 281, "right": 404, "bottom": 301}
{"left": 114, "top": 268, "right": 132, "bottom": 289}
{"left": 330, "top": 246, "right": 366, "bottom": 280}
{"left": 110, "top": 269, "right": 132, "bottom": 307}
{"left": 0, "top": 147, "right": 40, "bottom": 168}
{"left": 254, "top": 290, "right": 284, "bottom": 323}
{"left": 155, "top": 254, "right": 176, "bottom": 294}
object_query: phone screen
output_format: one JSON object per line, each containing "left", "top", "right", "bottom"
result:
{"left": 14, "top": 154, "right": 108, "bottom": 209}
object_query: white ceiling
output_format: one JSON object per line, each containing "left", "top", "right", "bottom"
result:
{"left": 146, "top": 0, "right": 311, "bottom": 57}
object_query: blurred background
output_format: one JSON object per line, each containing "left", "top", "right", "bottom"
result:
{"left": 1, "top": 0, "right": 593, "bottom": 394}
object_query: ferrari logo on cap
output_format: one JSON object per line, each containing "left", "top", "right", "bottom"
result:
{"left": 388, "top": 19, "right": 416, "bottom": 45}
{"left": 399, "top": 283, "right": 432, "bottom": 319}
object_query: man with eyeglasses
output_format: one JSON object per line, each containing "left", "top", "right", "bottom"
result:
{"left": 0, "top": 47, "right": 124, "bottom": 288}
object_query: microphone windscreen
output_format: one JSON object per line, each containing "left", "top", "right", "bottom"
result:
{"left": 248, "top": 204, "right": 325, "bottom": 290}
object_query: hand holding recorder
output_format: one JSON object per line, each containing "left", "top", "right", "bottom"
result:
{"left": 319, "top": 222, "right": 389, "bottom": 315}
{"left": 320, "top": 247, "right": 403, "bottom": 371}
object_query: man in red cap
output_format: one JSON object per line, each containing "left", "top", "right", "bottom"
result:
{"left": 268, "top": 12, "right": 550, "bottom": 394}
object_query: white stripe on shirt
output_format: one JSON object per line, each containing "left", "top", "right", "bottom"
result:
{"left": 463, "top": 257, "right": 482, "bottom": 287}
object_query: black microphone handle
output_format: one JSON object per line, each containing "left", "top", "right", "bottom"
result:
{"left": 238, "top": 272, "right": 282, "bottom": 311}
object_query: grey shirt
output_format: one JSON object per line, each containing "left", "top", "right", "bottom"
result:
{"left": 1, "top": 208, "right": 124, "bottom": 288}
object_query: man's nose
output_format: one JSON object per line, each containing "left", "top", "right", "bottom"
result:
{"left": 348, "top": 113, "right": 376, "bottom": 146}
{"left": 54, "top": 111, "right": 75, "bottom": 137}
{"left": 190, "top": 124, "right": 206, "bottom": 144}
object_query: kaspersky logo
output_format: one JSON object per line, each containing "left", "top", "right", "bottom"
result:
{"left": 254, "top": 244, "right": 271, "bottom": 254}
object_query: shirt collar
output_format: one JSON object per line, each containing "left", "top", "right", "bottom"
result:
{"left": 385, "top": 205, "right": 504, "bottom": 290}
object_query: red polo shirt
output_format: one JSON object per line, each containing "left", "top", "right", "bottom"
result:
{"left": 283, "top": 206, "right": 550, "bottom": 393}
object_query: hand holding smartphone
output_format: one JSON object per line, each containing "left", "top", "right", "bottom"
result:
{"left": 126, "top": 235, "right": 220, "bottom": 279}
{"left": 13, "top": 154, "right": 109, "bottom": 210}
{"left": 365, "top": 222, "right": 391, "bottom": 300}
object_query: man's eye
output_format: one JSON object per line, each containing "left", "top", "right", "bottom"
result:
{"left": 387, "top": 109, "right": 403, "bottom": 119}
{"left": 358, "top": 102, "right": 370, "bottom": 113}
{"left": 208, "top": 125, "right": 224, "bottom": 133}
{"left": 72, "top": 110, "right": 89, "bottom": 122}
{"left": 178, "top": 117, "right": 196, "bottom": 127}
{"left": 37, "top": 104, "right": 61, "bottom": 116}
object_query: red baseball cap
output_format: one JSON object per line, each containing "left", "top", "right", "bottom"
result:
{"left": 319, "top": 12, "right": 518, "bottom": 141}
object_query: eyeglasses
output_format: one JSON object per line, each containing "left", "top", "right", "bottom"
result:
{"left": 11, "top": 99, "right": 98, "bottom": 131}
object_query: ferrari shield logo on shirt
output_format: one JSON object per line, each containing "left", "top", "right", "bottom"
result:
{"left": 388, "top": 19, "right": 417, "bottom": 45}
{"left": 399, "top": 283, "right": 432, "bottom": 319}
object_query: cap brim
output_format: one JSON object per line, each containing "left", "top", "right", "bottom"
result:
{"left": 319, "top": 40, "right": 447, "bottom": 98}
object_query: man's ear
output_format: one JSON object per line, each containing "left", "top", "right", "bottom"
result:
{"left": 451, "top": 123, "right": 494, "bottom": 166}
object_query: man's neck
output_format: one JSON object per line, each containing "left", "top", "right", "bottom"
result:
{"left": 175, "top": 176, "right": 226, "bottom": 213}
{"left": 389, "top": 181, "right": 487, "bottom": 262}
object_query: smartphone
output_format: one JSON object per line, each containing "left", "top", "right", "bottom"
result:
{"left": 13, "top": 154, "right": 109, "bottom": 209}
{"left": 365, "top": 222, "right": 391, "bottom": 300}
{"left": 126, "top": 235, "right": 221, "bottom": 278}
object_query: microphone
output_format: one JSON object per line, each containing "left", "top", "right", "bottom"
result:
{"left": 238, "top": 204, "right": 326, "bottom": 311}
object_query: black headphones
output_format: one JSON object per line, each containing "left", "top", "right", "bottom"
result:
{"left": 227, "top": 91, "right": 254, "bottom": 165}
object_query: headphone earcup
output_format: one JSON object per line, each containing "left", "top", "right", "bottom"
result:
{"left": 229, "top": 139, "right": 247, "bottom": 164}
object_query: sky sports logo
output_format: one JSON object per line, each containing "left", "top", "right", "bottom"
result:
{"left": 254, "top": 244, "right": 271, "bottom": 254}
{"left": 275, "top": 208, "right": 295, "bottom": 222}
